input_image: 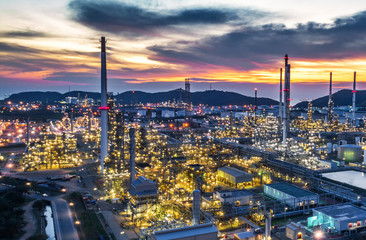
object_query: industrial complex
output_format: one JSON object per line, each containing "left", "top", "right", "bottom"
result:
{"left": 2, "top": 37, "right": 366, "bottom": 240}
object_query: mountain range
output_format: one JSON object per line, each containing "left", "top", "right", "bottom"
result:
{"left": 3, "top": 89, "right": 278, "bottom": 106}
{"left": 295, "top": 89, "right": 366, "bottom": 108}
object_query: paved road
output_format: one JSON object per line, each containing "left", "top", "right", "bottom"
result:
{"left": 31, "top": 194, "right": 79, "bottom": 240}
{"left": 52, "top": 197, "right": 80, "bottom": 240}
{"left": 102, "top": 211, "right": 129, "bottom": 240}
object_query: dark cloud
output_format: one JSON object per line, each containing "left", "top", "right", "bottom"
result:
{"left": 44, "top": 71, "right": 98, "bottom": 84}
{"left": 147, "top": 11, "right": 366, "bottom": 70}
{"left": 120, "top": 67, "right": 176, "bottom": 76}
{"left": 0, "top": 42, "right": 39, "bottom": 53}
{"left": 0, "top": 30, "right": 49, "bottom": 38}
{"left": 68, "top": 0, "right": 264, "bottom": 35}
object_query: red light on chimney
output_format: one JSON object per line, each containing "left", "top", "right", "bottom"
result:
{"left": 352, "top": 90, "right": 357, "bottom": 93}
{"left": 99, "top": 106, "right": 110, "bottom": 110}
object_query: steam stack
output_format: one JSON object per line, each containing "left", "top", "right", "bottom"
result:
{"left": 70, "top": 110, "right": 74, "bottom": 133}
{"left": 88, "top": 109, "right": 92, "bottom": 136}
{"left": 254, "top": 88, "right": 258, "bottom": 115}
{"left": 265, "top": 212, "right": 272, "bottom": 240}
{"left": 283, "top": 54, "right": 291, "bottom": 145}
{"left": 279, "top": 68, "right": 283, "bottom": 121}
{"left": 192, "top": 189, "right": 200, "bottom": 225}
{"left": 100, "top": 36, "right": 108, "bottom": 174}
{"left": 26, "top": 115, "right": 30, "bottom": 153}
{"left": 328, "top": 72, "right": 334, "bottom": 123}
{"left": 185, "top": 78, "right": 191, "bottom": 121}
{"left": 129, "top": 127, "right": 136, "bottom": 184}
{"left": 353, "top": 71, "right": 357, "bottom": 125}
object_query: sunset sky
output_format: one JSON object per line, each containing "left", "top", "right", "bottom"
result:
{"left": 1, "top": 0, "right": 366, "bottom": 102}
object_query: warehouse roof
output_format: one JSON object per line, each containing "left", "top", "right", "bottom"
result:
{"left": 265, "top": 182, "right": 316, "bottom": 198}
{"left": 315, "top": 204, "right": 366, "bottom": 221}
{"left": 339, "top": 144, "right": 362, "bottom": 148}
{"left": 152, "top": 223, "right": 218, "bottom": 240}
{"left": 218, "top": 166, "right": 252, "bottom": 178}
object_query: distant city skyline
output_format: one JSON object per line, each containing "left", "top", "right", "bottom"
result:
{"left": 1, "top": 0, "right": 366, "bottom": 102}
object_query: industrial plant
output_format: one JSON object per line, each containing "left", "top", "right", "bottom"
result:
{"left": 2, "top": 37, "right": 366, "bottom": 240}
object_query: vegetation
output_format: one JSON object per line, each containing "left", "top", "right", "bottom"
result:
{"left": 65, "top": 192, "right": 110, "bottom": 240}
{"left": 0, "top": 186, "right": 27, "bottom": 239}
{"left": 26, "top": 234, "right": 48, "bottom": 240}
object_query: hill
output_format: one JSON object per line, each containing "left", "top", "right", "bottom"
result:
{"left": 295, "top": 89, "right": 366, "bottom": 108}
{"left": 4, "top": 89, "right": 278, "bottom": 106}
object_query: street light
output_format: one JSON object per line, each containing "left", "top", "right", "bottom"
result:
{"left": 285, "top": 207, "right": 288, "bottom": 220}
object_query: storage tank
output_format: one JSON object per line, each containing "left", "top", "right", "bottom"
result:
{"left": 337, "top": 144, "right": 362, "bottom": 162}
{"left": 326, "top": 142, "right": 332, "bottom": 153}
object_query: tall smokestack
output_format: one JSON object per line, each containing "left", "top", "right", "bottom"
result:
{"left": 265, "top": 212, "right": 272, "bottom": 240}
{"left": 254, "top": 88, "right": 258, "bottom": 115}
{"left": 279, "top": 68, "right": 283, "bottom": 121}
{"left": 129, "top": 127, "right": 136, "bottom": 184}
{"left": 283, "top": 54, "right": 290, "bottom": 145}
{"left": 27, "top": 115, "right": 30, "bottom": 153}
{"left": 328, "top": 72, "right": 334, "bottom": 123}
{"left": 70, "top": 110, "right": 74, "bottom": 133}
{"left": 100, "top": 36, "right": 108, "bottom": 174}
{"left": 192, "top": 189, "right": 200, "bottom": 225}
{"left": 185, "top": 78, "right": 191, "bottom": 121}
{"left": 353, "top": 71, "right": 357, "bottom": 125}
{"left": 88, "top": 109, "right": 92, "bottom": 136}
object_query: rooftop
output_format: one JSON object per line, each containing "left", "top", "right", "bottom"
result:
{"left": 219, "top": 189, "right": 254, "bottom": 198}
{"left": 265, "top": 182, "right": 317, "bottom": 198}
{"left": 152, "top": 223, "right": 218, "bottom": 240}
{"left": 315, "top": 204, "right": 366, "bottom": 221}
{"left": 218, "top": 166, "right": 252, "bottom": 178}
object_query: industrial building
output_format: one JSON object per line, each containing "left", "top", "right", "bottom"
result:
{"left": 337, "top": 144, "right": 362, "bottom": 162}
{"left": 217, "top": 166, "right": 253, "bottom": 188}
{"left": 318, "top": 159, "right": 338, "bottom": 169}
{"left": 264, "top": 182, "right": 318, "bottom": 208}
{"left": 129, "top": 176, "right": 158, "bottom": 216}
{"left": 213, "top": 190, "right": 254, "bottom": 206}
{"left": 151, "top": 223, "right": 218, "bottom": 240}
{"left": 307, "top": 204, "right": 366, "bottom": 233}
{"left": 286, "top": 222, "right": 305, "bottom": 240}
{"left": 233, "top": 231, "right": 256, "bottom": 240}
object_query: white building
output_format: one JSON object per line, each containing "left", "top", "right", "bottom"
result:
{"left": 286, "top": 222, "right": 305, "bottom": 240}
{"left": 213, "top": 190, "right": 253, "bottom": 206}
{"left": 307, "top": 204, "right": 366, "bottom": 233}
{"left": 264, "top": 182, "right": 318, "bottom": 208}
{"left": 162, "top": 110, "right": 175, "bottom": 118}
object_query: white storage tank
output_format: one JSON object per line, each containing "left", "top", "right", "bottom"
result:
{"left": 326, "top": 142, "right": 332, "bottom": 153}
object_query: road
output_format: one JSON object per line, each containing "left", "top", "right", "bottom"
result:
{"left": 52, "top": 197, "right": 80, "bottom": 240}
{"left": 102, "top": 211, "right": 129, "bottom": 240}
{"left": 31, "top": 194, "right": 79, "bottom": 240}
